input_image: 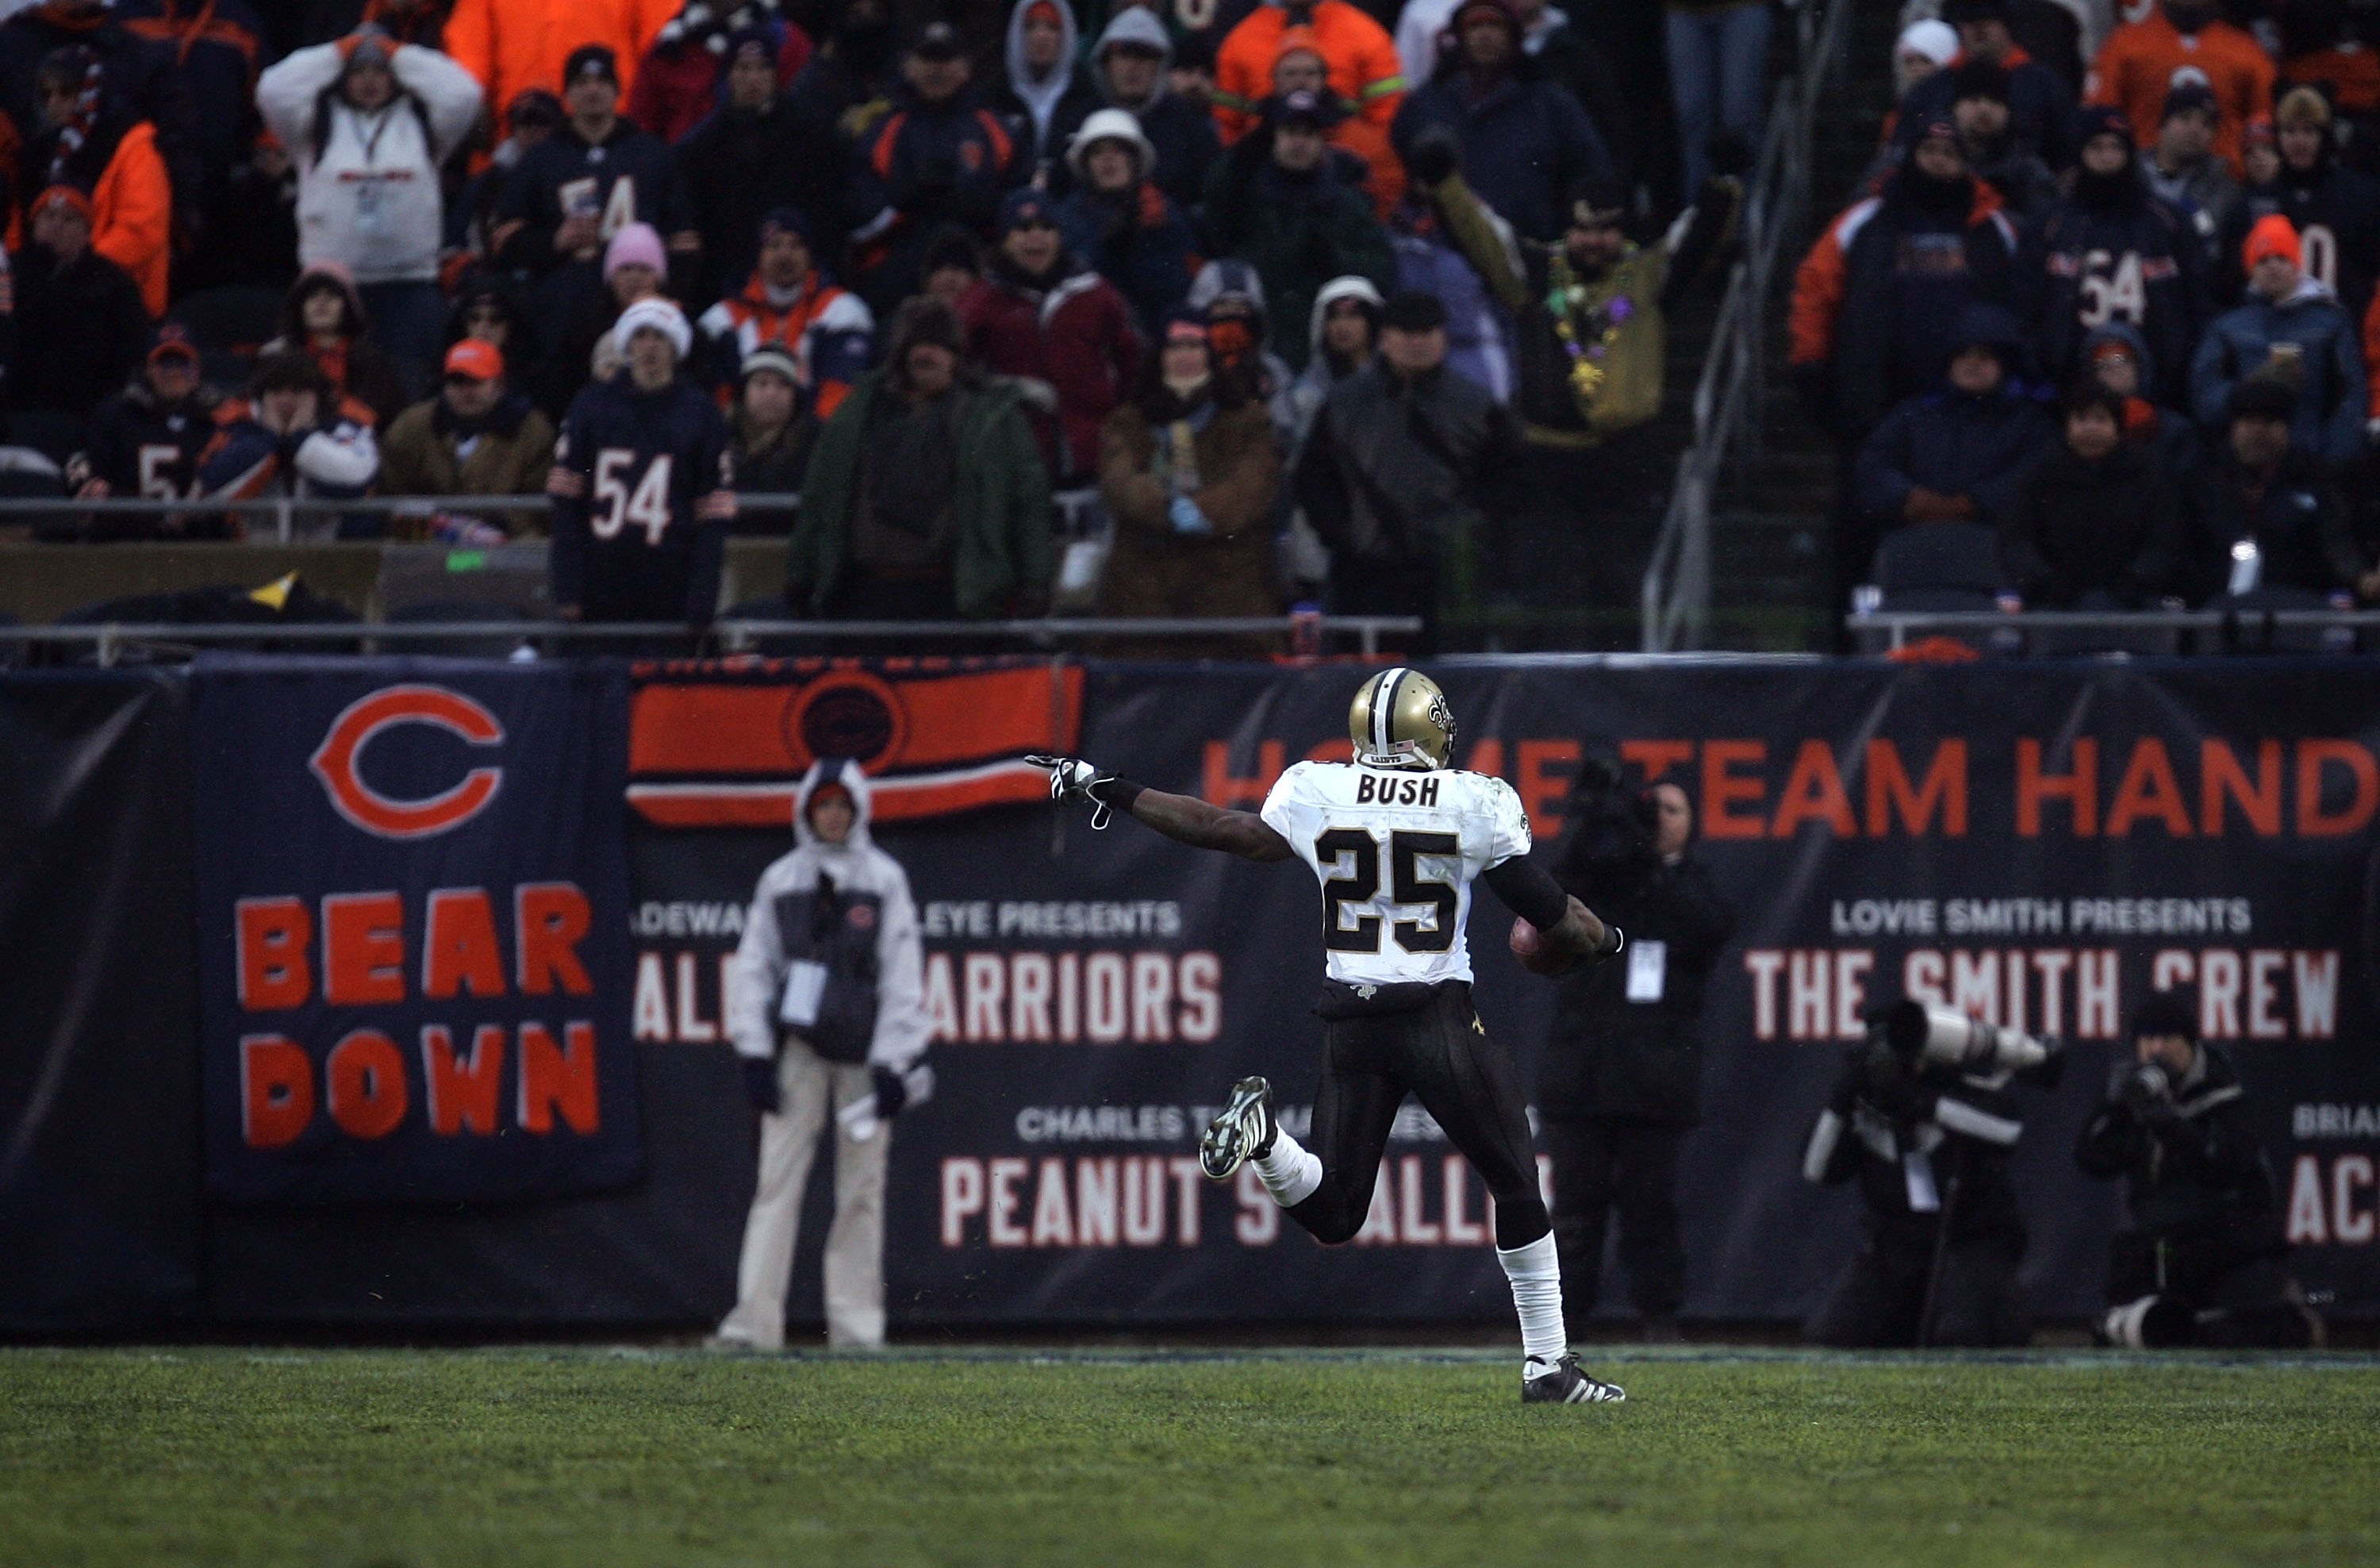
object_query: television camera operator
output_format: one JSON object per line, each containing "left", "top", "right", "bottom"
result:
{"left": 1538, "top": 758, "right": 1736, "bottom": 1339}
{"left": 2078, "top": 990, "right": 2319, "bottom": 1349}
{"left": 1801, "top": 1001, "right": 2053, "bottom": 1347}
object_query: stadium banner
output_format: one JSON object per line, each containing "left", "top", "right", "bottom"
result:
{"left": 632, "top": 660, "right": 2380, "bottom": 1325}
{"left": 191, "top": 657, "right": 639, "bottom": 1205}
{"left": 0, "top": 671, "right": 203, "bottom": 1332}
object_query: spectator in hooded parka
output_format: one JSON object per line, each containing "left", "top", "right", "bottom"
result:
{"left": 988, "top": 0, "right": 1098, "bottom": 185}
{"left": 1081, "top": 3, "right": 1220, "bottom": 209}
{"left": 1852, "top": 302, "right": 2054, "bottom": 563}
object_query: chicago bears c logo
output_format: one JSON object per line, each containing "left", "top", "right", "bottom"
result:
{"left": 309, "top": 685, "right": 505, "bottom": 839}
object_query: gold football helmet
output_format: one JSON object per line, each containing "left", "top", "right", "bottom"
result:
{"left": 1349, "top": 668, "right": 1456, "bottom": 771}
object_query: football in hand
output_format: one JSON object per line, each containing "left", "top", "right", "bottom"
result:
{"left": 1511, "top": 897, "right": 1591, "bottom": 977}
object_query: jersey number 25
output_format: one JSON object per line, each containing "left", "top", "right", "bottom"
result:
{"left": 1316, "top": 828, "right": 1458, "bottom": 954}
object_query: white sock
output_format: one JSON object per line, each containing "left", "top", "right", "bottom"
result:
{"left": 1497, "top": 1232, "right": 1568, "bottom": 1377}
{"left": 1250, "top": 1124, "right": 1322, "bottom": 1206}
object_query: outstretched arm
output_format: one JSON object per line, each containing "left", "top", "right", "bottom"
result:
{"left": 1027, "top": 755, "right": 1295, "bottom": 863}
{"left": 1130, "top": 787, "right": 1295, "bottom": 861}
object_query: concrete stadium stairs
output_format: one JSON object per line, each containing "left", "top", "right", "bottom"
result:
{"left": 1691, "top": 1, "right": 1906, "bottom": 650}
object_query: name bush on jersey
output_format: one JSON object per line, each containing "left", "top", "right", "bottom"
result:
{"left": 1260, "top": 762, "right": 1532, "bottom": 987}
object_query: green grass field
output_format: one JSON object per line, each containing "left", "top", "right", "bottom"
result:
{"left": 3, "top": 1345, "right": 2377, "bottom": 1566}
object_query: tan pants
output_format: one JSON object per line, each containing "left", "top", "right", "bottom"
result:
{"left": 716, "top": 1040, "right": 889, "bottom": 1350}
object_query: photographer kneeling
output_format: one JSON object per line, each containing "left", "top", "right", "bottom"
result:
{"left": 2078, "top": 990, "right": 2318, "bottom": 1349}
{"left": 1801, "top": 1004, "right": 2036, "bottom": 1347}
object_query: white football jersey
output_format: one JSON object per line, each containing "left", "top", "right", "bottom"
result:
{"left": 1259, "top": 761, "right": 1532, "bottom": 986}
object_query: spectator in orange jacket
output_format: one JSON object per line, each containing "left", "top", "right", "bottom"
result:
{"left": 25, "top": 45, "right": 167, "bottom": 317}
{"left": 1213, "top": 0, "right": 1406, "bottom": 219}
{"left": 2086, "top": 0, "right": 2274, "bottom": 176}
{"left": 445, "top": 0, "right": 675, "bottom": 120}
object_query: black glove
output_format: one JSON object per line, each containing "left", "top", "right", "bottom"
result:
{"left": 872, "top": 1063, "right": 908, "bottom": 1119}
{"left": 2119, "top": 1061, "right": 2176, "bottom": 1125}
{"left": 1407, "top": 127, "right": 1460, "bottom": 187}
{"left": 1025, "top": 754, "right": 1130, "bottom": 828}
{"left": 742, "top": 1055, "right": 781, "bottom": 1115}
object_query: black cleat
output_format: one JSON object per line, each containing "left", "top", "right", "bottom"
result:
{"left": 1198, "top": 1076, "right": 1276, "bottom": 1182}
{"left": 1522, "top": 1354, "right": 1626, "bottom": 1405}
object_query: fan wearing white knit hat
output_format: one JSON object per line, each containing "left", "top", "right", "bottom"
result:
{"left": 1894, "top": 19, "right": 1960, "bottom": 99}
{"left": 545, "top": 294, "right": 739, "bottom": 643}
{"left": 1052, "top": 106, "right": 1201, "bottom": 336}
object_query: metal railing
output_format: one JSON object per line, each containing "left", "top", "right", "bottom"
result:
{"left": 0, "top": 492, "right": 799, "bottom": 540}
{"left": 1846, "top": 608, "right": 2380, "bottom": 653}
{"left": 1641, "top": 0, "right": 1856, "bottom": 652}
{"left": 0, "top": 615, "right": 1426, "bottom": 667}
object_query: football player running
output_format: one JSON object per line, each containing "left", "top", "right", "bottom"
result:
{"left": 1031, "top": 670, "right": 1629, "bottom": 1404}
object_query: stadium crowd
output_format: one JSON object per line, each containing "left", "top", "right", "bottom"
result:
{"left": 6, "top": 0, "right": 2379, "bottom": 643}
{"left": 1797, "top": 0, "right": 2380, "bottom": 630}
{"left": 0, "top": 0, "right": 1726, "bottom": 645}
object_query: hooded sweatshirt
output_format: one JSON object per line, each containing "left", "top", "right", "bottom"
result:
{"left": 997, "top": 0, "right": 1097, "bottom": 175}
{"left": 726, "top": 759, "right": 931, "bottom": 1070}
{"left": 1292, "top": 272, "right": 1384, "bottom": 438}
{"left": 1088, "top": 6, "right": 1221, "bottom": 209}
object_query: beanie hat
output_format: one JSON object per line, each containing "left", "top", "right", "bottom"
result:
{"left": 33, "top": 183, "right": 93, "bottom": 224}
{"left": 613, "top": 296, "right": 693, "bottom": 359}
{"left": 603, "top": 221, "right": 667, "bottom": 282}
{"left": 996, "top": 186, "right": 1058, "bottom": 233}
{"left": 1896, "top": 18, "right": 1959, "bottom": 67}
{"left": 2160, "top": 78, "right": 2217, "bottom": 122}
{"left": 1066, "top": 106, "right": 1155, "bottom": 179}
{"left": 1160, "top": 303, "right": 1209, "bottom": 345}
{"left": 1381, "top": 290, "right": 1447, "bottom": 331}
{"left": 2275, "top": 84, "right": 2333, "bottom": 129}
{"left": 758, "top": 206, "right": 816, "bottom": 248}
{"left": 564, "top": 43, "right": 620, "bottom": 86}
{"left": 740, "top": 344, "right": 801, "bottom": 385}
{"left": 2129, "top": 989, "right": 2198, "bottom": 1043}
{"left": 2075, "top": 102, "right": 2133, "bottom": 148}
{"left": 2242, "top": 213, "right": 2301, "bottom": 271}
{"left": 1949, "top": 58, "right": 2010, "bottom": 105}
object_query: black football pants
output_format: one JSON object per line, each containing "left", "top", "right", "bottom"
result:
{"left": 1284, "top": 985, "right": 1549, "bottom": 1251}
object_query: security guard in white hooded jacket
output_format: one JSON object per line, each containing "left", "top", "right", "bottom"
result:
{"left": 716, "top": 759, "right": 931, "bottom": 1351}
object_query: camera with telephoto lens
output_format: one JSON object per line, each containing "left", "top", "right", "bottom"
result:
{"left": 1879, "top": 999, "right": 2065, "bottom": 1087}
{"left": 1560, "top": 751, "right": 1657, "bottom": 878}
